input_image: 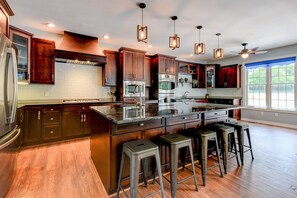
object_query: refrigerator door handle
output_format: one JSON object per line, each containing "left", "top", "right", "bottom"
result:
{"left": 0, "top": 126, "right": 20, "bottom": 150}
{"left": 7, "top": 47, "right": 18, "bottom": 124}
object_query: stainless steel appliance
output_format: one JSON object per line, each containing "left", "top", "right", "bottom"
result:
{"left": 0, "top": 33, "right": 20, "bottom": 197}
{"left": 158, "top": 74, "right": 175, "bottom": 103}
{"left": 123, "top": 81, "right": 145, "bottom": 98}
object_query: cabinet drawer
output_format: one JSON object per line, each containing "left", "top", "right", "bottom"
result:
{"left": 204, "top": 111, "right": 227, "bottom": 119}
{"left": 42, "top": 113, "right": 60, "bottom": 125}
{"left": 166, "top": 114, "right": 200, "bottom": 126}
{"left": 43, "top": 125, "right": 61, "bottom": 140}
{"left": 63, "top": 105, "right": 89, "bottom": 111}
{"left": 111, "top": 119, "right": 164, "bottom": 135}
{"left": 42, "top": 106, "right": 61, "bottom": 113}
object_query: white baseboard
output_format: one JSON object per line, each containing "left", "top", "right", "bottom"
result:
{"left": 241, "top": 118, "right": 297, "bottom": 130}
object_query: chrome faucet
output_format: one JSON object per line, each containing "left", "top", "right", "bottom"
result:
{"left": 182, "top": 91, "right": 189, "bottom": 99}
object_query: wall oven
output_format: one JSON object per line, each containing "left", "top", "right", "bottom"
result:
{"left": 158, "top": 74, "right": 175, "bottom": 94}
{"left": 123, "top": 81, "right": 145, "bottom": 98}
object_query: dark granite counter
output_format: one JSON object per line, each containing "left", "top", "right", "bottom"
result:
{"left": 90, "top": 102, "right": 241, "bottom": 124}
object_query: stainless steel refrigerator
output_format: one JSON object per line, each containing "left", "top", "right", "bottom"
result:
{"left": 0, "top": 33, "right": 20, "bottom": 197}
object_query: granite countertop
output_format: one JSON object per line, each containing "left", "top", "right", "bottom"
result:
{"left": 17, "top": 98, "right": 122, "bottom": 108}
{"left": 91, "top": 102, "right": 242, "bottom": 124}
{"left": 174, "top": 96, "right": 242, "bottom": 100}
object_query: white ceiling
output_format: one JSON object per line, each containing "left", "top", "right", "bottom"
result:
{"left": 8, "top": 0, "right": 297, "bottom": 62}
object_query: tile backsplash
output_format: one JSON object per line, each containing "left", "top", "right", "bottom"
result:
{"left": 18, "top": 62, "right": 115, "bottom": 100}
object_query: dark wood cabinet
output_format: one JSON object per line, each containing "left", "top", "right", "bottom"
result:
{"left": 103, "top": 50, "right": 118, "bottom": 86}
{"left": 119, "top": 47, "right": 145, "bottom": 81}
{"left": 218, "top": 64, "right": 241, "bottom": 88}
{"left": 152, "top": 54, "right": 176, "bottom": 75}
{"left": 0, "top": 0, "right": 13, "bottom": 37}
{"left": 9, "top": 26, "right": 33, "bottom": 84}
{"left": 144, "top": 56, "right": 151, "bottom": 87}
{"left": 42, "top": 106, "right": 61, "bottom": 141}
{"left": 23, "top": 107, "right": 42, "bottom": 145}
{"left": 177, "top": 61, "right": 205, "bottom": 88}
{"left": 31, "top": 38, "right": 55, "bottom": 84}
{"left": 62, "top": 105, "right": 91, "bottom": 138}
{"left": 16, "top": 108, "right": 24, "bottom": 147}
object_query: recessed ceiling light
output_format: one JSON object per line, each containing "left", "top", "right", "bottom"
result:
{"left": 103, "top": 35, "right": 109, "bottom": 39}
{"left": 190, "top": 54, "right": 193, "bottom": 57}
{"left": 148, "top": 45, "right": 152, "bottom": 48}
{"left": 47, "top": 23, "right": 55, "bottom": 28}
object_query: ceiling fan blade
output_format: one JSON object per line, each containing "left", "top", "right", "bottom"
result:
{"left": 251, "top": 47, "right": 259, "bottom": 52}
{"left": 230, "top": 51, "right": 240, "bottom": 55}
{"left": 254, "top": 50, "right": 268, "bottom": 54}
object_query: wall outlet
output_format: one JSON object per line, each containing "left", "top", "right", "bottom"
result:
{"left": 261, "top": 111, "right": 264, "bottom": 115}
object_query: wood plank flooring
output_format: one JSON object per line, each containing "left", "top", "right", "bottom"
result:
{"left": 6, "top": 123, "right": 297, "bottom": 198}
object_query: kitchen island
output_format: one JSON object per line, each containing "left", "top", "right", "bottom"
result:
{"left": 90, "top": 102, "right": 241, "bottom": 194}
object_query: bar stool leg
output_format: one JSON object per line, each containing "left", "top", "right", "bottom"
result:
{"left": 130, "top": 156, "right": 140, "bottom": 198}
{"left": 116, "top": 150, "right": 125, "bottom": 198}
{"left": 201, "top": 135, "right": 208, "bottom": 186}
{"left": 170, "top": 145, "right": 178, "bottom": 198}
{"left": 189, "top": 143, "right": 199, "bottom": 191}
{"left": 155, "top": 150, "right": 165, "bottom": 198}
{"left": 246, "top": 128, "right": 255, "bottom": 160}
{"left": 142, "top": 158, "right": 149, "bottom": 187}
{"left": 221, "top": 132, "right": 228, "bottom": 174}
{"left": 237, "top": 129, "right": 244, "bottom": 165}
{"left": 231, "top": 133, "right": 240, "bottom": 166}
{"left": 214, "top": 136, "right": 223, "bottom": 177}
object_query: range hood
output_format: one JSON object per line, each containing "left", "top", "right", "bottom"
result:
{"left": 55, "top": 31, "right": 106, "bottom": 66}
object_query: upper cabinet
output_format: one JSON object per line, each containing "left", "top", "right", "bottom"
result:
{"left": 0, "top": 0, "right": 13, "bottom": 37}
{"left": 31, "top": 38, "right": 55, "bottom": 84}
{"left": 218, "top": 64, "right": 241, "bottom": 88}
{"left": 144, "top": 56, "right": 151, "bottom": 87}
{"left": 9, "top": 26, "right": 33, "bottom": 84}
{"left": 103, "top": 50, "right": 118, "bottom": 86}
{"left": 177, "top": 61, "right": 205, "bottom": 88}
{"left": 205, "top": 64, "right": 219, "bottom": 88}
{"left": 119, "top": 47, "right": 145, "bottom": 81}
{"left": 152, "top": 54, "right": 176, "bottom": 75}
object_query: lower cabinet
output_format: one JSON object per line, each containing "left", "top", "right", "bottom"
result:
{"left": 62, "top": 105, "right": 91, "bottom": 138}
{"left": 23, "top": 107, "right": 42, "bottom": 145}
{"left": 207, "top": 98, "right": 241, "bottom": 119}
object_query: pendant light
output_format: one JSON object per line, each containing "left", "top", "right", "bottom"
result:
{"left": 137, "top": 3, "right": 148, "bottom": 43}
{"left": 169, "top": 16, "right": 180, "bottom": 50}
{"left": 213, "top": 33, "right": 224, "bottom": 59}
{"left": 194, "top": 26, "right": 205, "bottom": 55}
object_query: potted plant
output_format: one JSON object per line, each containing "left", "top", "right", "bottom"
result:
{"left": 184, "top": 77, "right": 188, "bottom": 83}
{"left": 179, "top": 78, "right": 184, "bottom": 86}
{"left": 192, "top": 79, "right": 198, "bottom": 88}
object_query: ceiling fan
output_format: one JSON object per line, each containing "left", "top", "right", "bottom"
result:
{"left": 232, "top": 43, "right": 268, "bottom": 59}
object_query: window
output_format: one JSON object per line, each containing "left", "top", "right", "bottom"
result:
{"left": 246, "top": 57, "right": 296, "bottom": 110}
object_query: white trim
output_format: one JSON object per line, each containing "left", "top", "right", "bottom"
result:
{"left": 241, "top": 117, "right": 297, "bottom": 130}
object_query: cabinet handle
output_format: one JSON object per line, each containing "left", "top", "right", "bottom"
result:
{"left": 52, "top": 74, "right": 54, "bottom": 81}
{"left": 82, "top": 107, "right": 85, "bottom": 110}
{"left": 139, "top": 123, "right": 144, "bottom": 127}
{"left": 50, "top": 108, "right": 54, "bottom": 111}
{"left": 50, "top": 118, "right": 54, "bottom": 121}
{"left": 81, "top": 114, "right": 83, "bottom": 122}
{"left": 20, "top": 113, "right": 24, "bottom": 122}
{"left": 183, "top": 117, "right": 188, "bottom": 120}
{"left": 50, "top": 131, "right": 54, "bottom": 134}
{"left": 38, "top": 111, "right": 41, "bottom": 120}
{"left": 84, "top": 114, "right": 86, "bottom": 122}
{"left": 214, "top": 113, "right": 218, "bottom": 115}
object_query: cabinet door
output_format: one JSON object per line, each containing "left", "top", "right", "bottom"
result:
{"left": 158, "top": 56, "right": 166, "bottom": 73}
{"left": 31, "top": 38, "right": 55, "bottom": 84}
{"left": 24, "top": 107, "right": 42, "bottom": 145}
{"left": 144, "top": 56, "right": 151, "bottom": 87}
{"left": 103, "top": 50, "right": 117, "bottom": 86}
{"left": 218, "top": 67, "right": 228, "bottom": 88}
{"left": 197, "top": 65, "right": 205, "bottom": 88}
{"left": 133, "top": 52, "right": 144, "bottom": 81}
{"left": 167, "top": 58, "right": 175, "bottom": 75}
{"left": 123, "top": 51, "right": 134, "bottom": 80}
{"left": 0, "top": 3, "right": 9, "bottom": 36}
{"left": 62, "top": 111, "right": 84, "bottom": 138}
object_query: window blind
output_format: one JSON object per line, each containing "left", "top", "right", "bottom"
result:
{"left": 245, "top": 56, "right": 296, "bottom": 68}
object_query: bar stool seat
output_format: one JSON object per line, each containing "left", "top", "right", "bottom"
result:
{"left": 209, "top": 124, "right": 240, "bottom": 173}
{"left": 224, "top": 121, "right": 254, "bottom": 165}
{"left": 116, "top": 139, "right": 165, "bottom": 198}
{"left": 159, "top": 133, "right": 198, "bottom": 198}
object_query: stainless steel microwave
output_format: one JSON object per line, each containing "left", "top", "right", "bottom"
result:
{"left": 123, "top": 81, "right": 145, "bottom": 97}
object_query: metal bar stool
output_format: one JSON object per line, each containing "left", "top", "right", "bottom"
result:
{"left": 184, "top": 129, "right": 223, "bottom": 186}
{"left": 116, "top": 139, "right": 165, "bottom": 198}
{"left": 209, "top": 124, "right": 240, "bottom": 173}
{"left": 224, "top": 121, "right": 254, "bottom": 165}
{"left": 159, "top": 133, "right": 198, "bottom": 198}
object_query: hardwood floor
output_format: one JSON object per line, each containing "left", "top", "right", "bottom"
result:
{"left": 6, "top": 123, "right": 297, "bottom": 198}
